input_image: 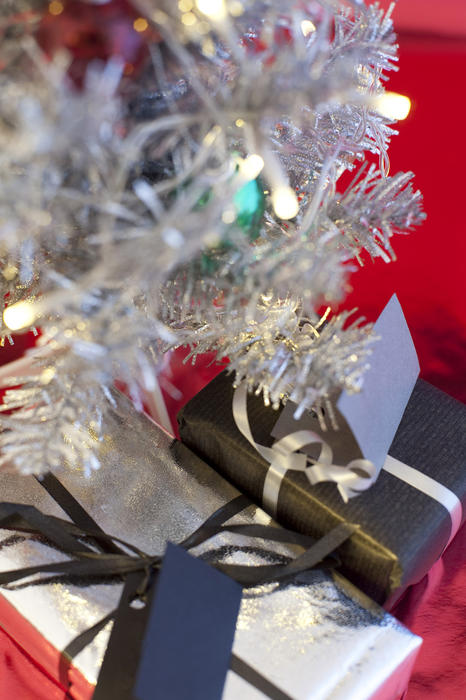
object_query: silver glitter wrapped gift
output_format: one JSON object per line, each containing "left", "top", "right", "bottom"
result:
{"left": 0, "top": 392, "right": 421, "bottom": 700}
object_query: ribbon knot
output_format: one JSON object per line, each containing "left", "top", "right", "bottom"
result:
{"left": 232, "top": 383, "right": 378, "bottom": 516}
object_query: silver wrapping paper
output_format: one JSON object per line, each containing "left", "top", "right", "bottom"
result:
{"left": 0, "top": 392, "right": 421, "bottom": 700}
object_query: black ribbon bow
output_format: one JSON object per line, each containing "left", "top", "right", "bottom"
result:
{"left": 0, "top": 472, "right": 358, "bottom": 700}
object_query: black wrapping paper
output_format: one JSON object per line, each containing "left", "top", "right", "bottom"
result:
{"left": 178, "top": 371, "right": 466, "bottom": 604}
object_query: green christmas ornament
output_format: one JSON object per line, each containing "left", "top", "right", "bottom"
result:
{"left": 200, "top": 178, "right": 265, "bottom": 274}
{"left": 234, "top": 178, "right": 265, "bottom": 241}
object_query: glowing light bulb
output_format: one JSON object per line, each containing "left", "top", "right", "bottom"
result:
{"left": 2, "top": 264, "right": 18, "bottom": 281}
{"left": 301, "top": 19, "right": 316, "bottom": 36}
{"left": 40, "top": 367, "right": 56, "bottom": 385}
{"left": 202, "top": 38, "right": 216, "bottom": 56}
{"left": 196, "top": 0, "right": 227, "bottom": 21}
{"left": 181, "top": 11, "right": 197, "bottom": 26}
{"left": 222, "top": 209, "right": 236, "bottom": 224}
{"left": 133, "top": 17, "right": 149, "bottom": 33}
{"left": 229, "top": 1, "right": 244, "bottom": 16}
{"left": 48, "top": 1, "right": 64, "bottom": 16}
{"left": 203, "top": 125, "right": 221, "bottom": 145}
{"left": 239, "top": 154, "right": 264, "bottom": 181}
{"left": 373, "top": 92, "right": 411, "bottom": 120}
{"left": 271, "top": 186, "right": 299, "bottom": 220}
{"left": 151, "top": 10, "right": 168, "bottom": 25}
{"left": 3, "top": 302, "right": 37, "bottom": 331}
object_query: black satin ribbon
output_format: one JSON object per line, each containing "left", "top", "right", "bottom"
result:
{"left": 0, "top": 473, "right": 358, "bottom": 699}
{"left": 37, "top": 473, "right": 124, "bottom": 555}
{"left": 0, "top": 498, "right": 356, "bottom": 588}
{"left": 230, "top": 655, "right": 295, "bottom": 700}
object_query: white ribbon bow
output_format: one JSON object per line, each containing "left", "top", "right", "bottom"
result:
{"left": 232, "top": 383, "right": 378, "bottom": 517}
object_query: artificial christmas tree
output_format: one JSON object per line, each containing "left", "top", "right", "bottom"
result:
{"left": 0, "top": 0, "right": 423, "bottom": 474}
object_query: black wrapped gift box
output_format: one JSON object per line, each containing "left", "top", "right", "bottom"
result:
{"left": 178, "top": 370, "right": 466, "bottom": 605}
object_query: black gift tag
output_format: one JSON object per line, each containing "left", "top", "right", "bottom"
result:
{"left": 94, "top": 543, "right": 242, "bottom": 700}
{"left": 134, "top": 543, "right": 242, "bottom": 700}
{"left": 93, "top": 570, "right": 155, "bottom": 700}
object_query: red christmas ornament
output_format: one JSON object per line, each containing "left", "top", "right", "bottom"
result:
{"left": 35, "top": 0, "right": 157, "bottom": 85}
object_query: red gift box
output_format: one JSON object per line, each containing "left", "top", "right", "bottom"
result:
{"left": 0, "top": 595, "right": 92, "bottom": 700}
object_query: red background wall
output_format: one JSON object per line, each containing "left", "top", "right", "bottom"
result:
{"left": 340, "top": 26, "right": 466, "bottom": 404}
{"left": 379, "top": 0, "right": 466, "bottom": 36}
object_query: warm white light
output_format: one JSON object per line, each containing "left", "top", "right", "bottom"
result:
{"left": 301, "top": 19, "right": 316, "bottom": 37}
{"left": 239, "top": 154, "right": 264, "bottom": 181}
{"left": 151, "top": 10, "right": 168, "bottom": 25}
{"left": 3, "top": 301, "right": 37, "bottom": 331}
{"left": 222, "top": 209, "right": 236, "bottom": 224}
{"left": 271, "top": 186, "right": 299, "bottom": 220}
{"left": 48, "top": 1, "right": 64, "bottom": 16}
{"left": 203, "top": 125, "right": 221, "bottom": 145}
{"left": 196, "top": 0, "right": 226, "bottom": 21}
{"left": 133, "top": 17, "right": 149, "bottom": 33}
{"left": 373, "top": 92, "right": 411, "bottom": 120}
{"left": 201, "top": 37, "right": 216, "bottom": 56}
{"left": 181, "top": 11, "right": 197, "bottom": 26}
{"left": 2, "top": 264, "right": 18, "bottom": 281}
{"left": 40, "top": 367, "right": 56, "bottom": 385}
{"left": 228, "top": 0, "right": 244, "bottom": 17}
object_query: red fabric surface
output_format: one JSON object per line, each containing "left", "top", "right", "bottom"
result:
{"left": 393, "top": 523, "right": 466, "bottom": 700}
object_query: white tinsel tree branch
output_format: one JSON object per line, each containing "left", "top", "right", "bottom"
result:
{"left": 0, "top": 0, "right": 425, "bottom": 475}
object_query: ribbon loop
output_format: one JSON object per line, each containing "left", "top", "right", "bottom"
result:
{"left": 232, "top": 383, "right": 377, "bottom": 514}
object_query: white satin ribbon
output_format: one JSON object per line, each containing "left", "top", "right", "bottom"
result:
{"left": 383, "top": 455, "right": 463, "bottom": 550}
{"left": 233, "top": 384, "right": 463, "bottom": 548}
{"left": 232, "top": 383, "right": 377, "bottom": 517}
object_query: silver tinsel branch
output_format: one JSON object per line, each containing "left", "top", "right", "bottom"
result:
{"left": 0, "top": 358, "right": 104, "bottom": 476}
{"left": 0, "top": 0, "right": 424, "bottom": 475}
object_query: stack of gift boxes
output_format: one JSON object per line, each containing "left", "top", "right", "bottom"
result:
{"left": 0, "top": 296, "right": 465, "bottom": 700}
